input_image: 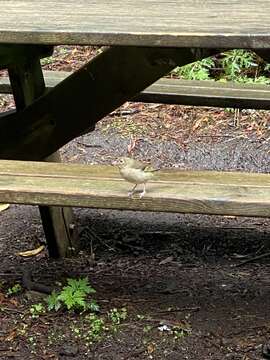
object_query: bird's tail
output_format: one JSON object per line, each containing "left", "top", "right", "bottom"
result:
{"left": 144, "top": 167, "right": 160, "bottom": 173}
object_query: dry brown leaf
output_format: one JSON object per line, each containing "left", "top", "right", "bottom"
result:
{"left": 9, "top": 298, "right": 19, "bottom": 306}
{"left": 0, "top": 204, "right": 10, "bottom": 212}
{"left": 0, "top": 292, "right": 5, "bottom": 304}
{"left": 17, "top": 245, "right": 45, "bottom": 257}
{"left": 5, "top": 329, "right": 17, "bottom": 342}
{"left": 147, "top": 343, "right": 156, "bottom": 354}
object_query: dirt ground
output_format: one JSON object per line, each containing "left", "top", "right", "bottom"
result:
{"left": 0, "top": 46, "right": 270, "bottom": 360}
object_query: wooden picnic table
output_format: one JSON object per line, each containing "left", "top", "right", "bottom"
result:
{"left": 0, "top": 0, "right": 270, "bottom": 257}
{"left": 1, "top": 0, "right": 270, "bottom": 159}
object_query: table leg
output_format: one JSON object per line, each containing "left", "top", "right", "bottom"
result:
{"left": 8, "top": 58, "right": 78, "bottom": 257}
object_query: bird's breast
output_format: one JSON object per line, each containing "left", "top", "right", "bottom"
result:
{"left": 120, "top": 167, "right": 153, "bottom": 184}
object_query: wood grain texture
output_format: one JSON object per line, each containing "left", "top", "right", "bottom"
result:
{"left": 0, "top": 1, "right": 270, "bottom": 48}
{"left": 2, "top": 71, "right": 270, "bottom": 110}
{"left": 0, "top": 160, "right": 269, "bottom": 218}
{"left": 137, "top": 78, "right": 270, "bottom": 109}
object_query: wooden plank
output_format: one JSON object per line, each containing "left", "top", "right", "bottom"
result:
{"left": 1, "top": 160, "right": 269, "bottom": 187}
{"left": 0, "top": 160, "right": 269, "bottom": 218}
{"left": 0, "top": 1, "right": 270, "bottom": 48}
{"left": 0, "top": 46, "right": 208, "bottom": 161}
{"left": 2, "top": 71, "right": 270, "bottom": 110}
{"left": 7, "top": 54, "right": 77, "bottom": 258}
{"left": 137, "top": 78, "right": 270, "bottom": 110}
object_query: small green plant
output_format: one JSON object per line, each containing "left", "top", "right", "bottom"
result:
{"left": 7, "top": 283, "right": 22, "bottom": 296}
{"left": 108, "top": 307, "right": 127, "bottom": 325}
{"left": 40, "top": 56, "right": 54, "bottom": 65}
{"left": 47, "top": 290, "right": 61, "bottom": 311}
{"left": 28, "top": 335, "right": 36, "bottom": 344}
{"left": 68, "top": 315, "right": 106, "bottom": 346}
{"left": 28, "top": 335, "right": 37, "bottom": 353}
{"left": 30, "top": 303, "right": 46, "bottom": 318}
{"left": 70, "top": 324, "right": 82, "bottom": 339}
{"left": 47, "top": 329, "right": 66, "bottom": 346}
{"left": 220, "top": 49, "right": 257, "bottom": 80}
{"left": 85, "top": 314, "right": 105, "bottom": 342}
{"left": 236, "top": 75, "right": 270, "bottom": 85}
{"left": 137, "top": 314, "right": 145, "bottom": 321}
{"left": 47, "top": 277, "right": 98, "bottom": 312}
{"left": 174, "top": 57, "right": 215, "bottom": 81}
{"left": 172, "top": 326, "right": 191, "bottom": 340}
{"left": 143, "top": 325, "right": 153, "bottom": 333}
{"left": 171, "top": 49, "right": 270, "bottom": 84}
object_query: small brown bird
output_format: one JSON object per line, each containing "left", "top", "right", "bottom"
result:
{"left": 118, "top": 157, "right": 159, "bottom": 198}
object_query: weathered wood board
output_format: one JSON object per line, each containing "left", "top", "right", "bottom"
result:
{"left": 2, "top": 71, "right": 270, "bottom": 110}
{"left": 0, "top": 1, "right": 270, "bottom": 48}
{"left": 0, "top": 160, "right": 269, "bottom": 218}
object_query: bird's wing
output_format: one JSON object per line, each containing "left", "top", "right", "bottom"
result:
{"left": 129, "top": 158, "right": 148, "bottom": 170}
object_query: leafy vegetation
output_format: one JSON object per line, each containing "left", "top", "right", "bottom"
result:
{"left": 173, "top": 49, "right": 270, "bottom": 84}
{"left": 47, "top": 277, "right": 98, "bottom": 312}
{"left": 108, "top": 307, "right": 127, "bottom": 325}
{"left": 30, "top": 303, "right": 46, "bottom": 318}
{"left": 6, "top": 283, "right": 22, "bottom": 296}
{"left": 174, "top": 57, "right": 215, "bottom": 81}
{"left": 85, "top": 314, "right": 106, "bottom": 342}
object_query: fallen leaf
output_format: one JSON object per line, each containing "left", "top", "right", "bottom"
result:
{"left": 147, "top": 343, "right": 155, "bottom": 354}
{"left": 17, "top": 245, "right": 45, "bottom": 257}
{"left": 0, "top": 204, "right": 10, "bottom": 212}
{"left": 0, "top": 292, "right": 5, "bottom": 304}
{"left": 5, "top": 329, "right": 17, "bottom": 342}
{"left": 9, "top": 298, "right": 19, "bottom": 306}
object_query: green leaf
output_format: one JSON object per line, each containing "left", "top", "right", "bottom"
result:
{"left": 88, "top": 300, "right": 100, "bottom": 312}
{"left": 49, "top": 277, "right": 98, "bottom": 311}
{"left": 67, "top": 277, "right": 96, "bottom": 294}
{"left": 47, "top": 291, "right": 61, "bottom": 311}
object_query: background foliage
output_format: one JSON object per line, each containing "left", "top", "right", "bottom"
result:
{"left": 173, "top": 50, "right": 270, "bottom": 84}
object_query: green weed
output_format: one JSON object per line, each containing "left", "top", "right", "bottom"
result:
{"left": 47, "top": 277, "right": 98, "bottom": 312}
{"left": 173, "top": 49, "right": 270, "bottom": 84}
{"left": 30, "top": 303, "right": 46, "bottom": 318}
{"left": 173, "top": 57, "right": 215, "bottom": 81}
{"left": 7, "top": 283, "right": 22, "bottom": 296}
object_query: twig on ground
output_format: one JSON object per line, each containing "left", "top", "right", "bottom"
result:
{"left": 155, "top": 306, "right": 200, "bottom": 313}
{"left": 234, "top": 252, "right": 270, "bottom": 267}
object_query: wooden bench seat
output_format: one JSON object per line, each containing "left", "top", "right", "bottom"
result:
{"left": 1, "top": 71, "right": 270, "bottom": 109}
{"left": 0, "top": 160, "right": 269, "bottom": 218}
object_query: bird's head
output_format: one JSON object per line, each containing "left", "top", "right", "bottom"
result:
{"left": 120, "top": 157, "right": 134, "bottom": 167}
{"left": 112, "top": 157, "right": 132, "bottom": 169}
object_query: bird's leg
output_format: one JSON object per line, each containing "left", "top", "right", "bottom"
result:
{"left": 139, "top": 183, "right": 146, "bottom": 198}
{"left": 128, "top": 184, "right": 137, "bottom": 197}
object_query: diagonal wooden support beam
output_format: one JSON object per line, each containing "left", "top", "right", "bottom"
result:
{"left": 0, "top": 47, "right": 211, "bottom": 160}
